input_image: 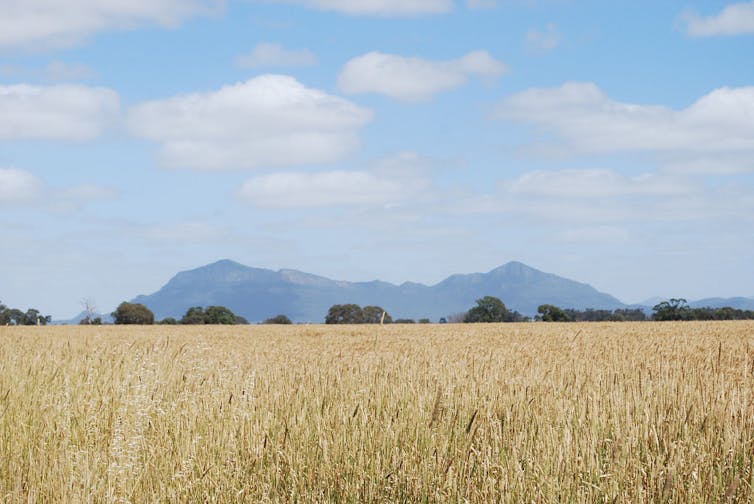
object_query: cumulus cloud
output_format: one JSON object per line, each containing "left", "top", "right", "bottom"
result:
{"left": 338, "top": 51, "right": 507, "bottom": 101}
{"left": 495, "top": 82, "right": 754, "bottom": 165}
{"left": 682, "top": 1, "right": 754, "bottom": 37}
{"left": 239, "top": 151, "right": 432, "bottom": 208}
{"left": 526, "top": 23, "right": 561, "bottom": 52}
{"left": 269, "top": 0, "right": 453, "bottom": 16}
{"left": 127, "top": 75, "right": 373, "bottom": 170}
{"left": 0, "top": 0, "right": 222, "bottom": 51}
{"left": 0, "top": 168, "right": 42, "bottom": 203}
{"left": 0, "top": 84, "right": 119, "bottom": 141}
{"left": 236, "top": 43, "right": 318, "bottom": 69}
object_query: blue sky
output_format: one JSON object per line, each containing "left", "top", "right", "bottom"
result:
{"left": 1, "top": 0, "right": 753, "bottom": 318}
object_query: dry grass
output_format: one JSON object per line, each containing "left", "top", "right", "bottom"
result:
{"left": 1, "top": 322, "right": 754, "bottom": 502}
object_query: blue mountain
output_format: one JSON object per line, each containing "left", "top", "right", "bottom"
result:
{"left": 132, "top": 259, "right": 626, "bottom": 322}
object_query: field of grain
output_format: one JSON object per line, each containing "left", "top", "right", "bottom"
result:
{"left": 1, "top": 322, "right": 753, "bottom": 502}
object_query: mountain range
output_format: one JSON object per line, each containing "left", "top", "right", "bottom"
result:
{"left": 131, "top": 259, "right": 626, "bottom": 322}
{"left": 55, "top": 259, "right": 754, "bottom": 324}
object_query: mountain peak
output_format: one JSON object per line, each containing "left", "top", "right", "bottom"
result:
{"left": 202, "top": 259, "right": 248, "bottom": 270}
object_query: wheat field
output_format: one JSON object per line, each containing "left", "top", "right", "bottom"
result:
{"left": 1, "top": 322, "right": 753, "bottom": 502}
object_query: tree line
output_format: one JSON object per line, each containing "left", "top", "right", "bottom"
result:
{"left": 0, "top": 301, "right": 51, "bottom": 326}
{"left": 66, "top": 296, "right": 754, "bottom": 326}
{"left": 107, "top": 302, "right": 294, "bottom": 325}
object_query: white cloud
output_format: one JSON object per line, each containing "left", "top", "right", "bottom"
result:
{"left": 682, "top": 1, "right": 754, "bottom": 37}
{"left": 0, "top": 168, "right": 42, "bottom": 203}
{"left": 503, "top": 169, "right": 697, "bottom": 199}
{"left": 0, "top": 84, "right": 119, "bottom": 141}
{"left": 0, "top": 168, "right": 118, "bottom": 211}
{"left": 239, "top": 171, "right": 403, "bottom": 208}
{"left": 0, "top": 0, "right": 222, "bottom": 51}
{"left": 239, "top": 151, "right": 432, "bottom": 208}
{"left": 236, "top": 43, "right": 318, "bottom": 69}
{"left": 526, "top": 23, "right": 561, "bottom": 52}
{"left": 269, "top": 0, "right": 453, "bottom": 16}
{"left": 338, "top": 51, "right": 507, "bottom": 101}
{"left": 127, "top": 75, "right": 373, "bottom": 170}
{"left": 467, "top": 167, "right": 754, "bottom": 227}
{"left": 495, "top": 82, "right": 754, "bottom": 164}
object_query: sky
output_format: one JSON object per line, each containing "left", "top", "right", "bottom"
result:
{"left": 1, "top": 0, "right": 753, "bottom": 318}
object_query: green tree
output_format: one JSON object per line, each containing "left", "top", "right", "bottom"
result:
{"left": 8, "top": 309, "right": 24, "bottom": 325}
{"left": 652, "top": 298, "right": 690, "bottom": 321}
{"left": 22, "top": 308, "right": 47, "bottom": 325}
{"left": 464, "top": 296, "right": 510, "bottom": 323}
{"left": 537, "top": 304, "right": 571, "bottom": 322}
{"left": 158, "top": 317, "right": 178, "bottom": 325}
{"left": 325, "top": 304, "right": 364, "bottom": 324}
{"left": 0, "top": 302, "right": 9, "bottom": 325}
{"left": 264, "top": 314, "right": 292, "bottom": 324}
{"left": 204, "top": 306, "right": 237, "bottom": 325}
{"left": 362, "top": 306, "right": 392, "bottom": 324}
{"left": 181, "top": 307, "right": 206, "bottom": 325}
{"left": 112, "top": 302, "right": 154, "bottom": 325}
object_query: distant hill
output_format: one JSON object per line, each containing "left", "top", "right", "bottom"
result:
{"left": 689, "top": 297, "right": 754, "bottom": 311}
{"left": 132, "top": 259, "right": 626, "bottom": 322}
{"left": 53, "top": 310, "right": 114, "bottom": 325}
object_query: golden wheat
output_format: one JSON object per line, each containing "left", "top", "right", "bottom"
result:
{"left": 1, "top": 322, "right": 753, "bottom": 502}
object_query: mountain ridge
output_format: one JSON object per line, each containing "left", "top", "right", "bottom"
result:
{"left": 131, "top": 259, "right": 626, "bottom": 322}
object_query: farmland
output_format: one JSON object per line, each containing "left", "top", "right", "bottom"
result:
{"left": 1, "top": 322, "right": 753, "bottom": 502}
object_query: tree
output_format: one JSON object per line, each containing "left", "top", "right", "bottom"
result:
{"left": 652, "top": 298, "right": 690, "bottom": 321}
{"left": 362, "top": 306, "right": 392, "bottom": 324}
{"left": 204, "top": 306, "right": 237, "bottom": 325}
{"left": 418, "top": 318, "right": 431, "bottom": 324}
{"left": 0, "top": 302, "right": 9, "bottom": 325}
{"left": 112, "top": 302, "right": 154, "bottom": 325}
{"left": 0, "top": 303, "right": 50, "bottom": 325}
{"left": 537, "top": 304, "right": 571, "bottom": 322}
{"left": 264, "top": 314, "right": 292, "bottom": 324}
{"left": 464, "top": 296, "right": 510, "bottom": 323}
{"left": 8, "top": 309, "right": 24, "bottom": 325}
{"left": 181, "top": 307, "right": 206, "bottom": 325}
{"left": 325, "top": 304, "right": 364, "bottom": 324}
{"left": 158, "top": 317, "right": 178, "bottom": 325}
